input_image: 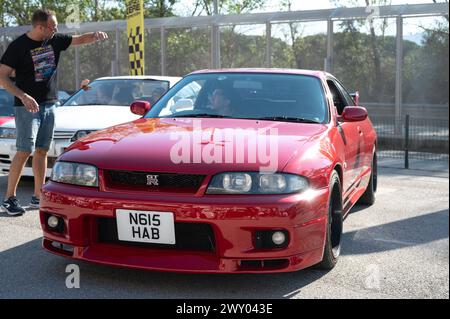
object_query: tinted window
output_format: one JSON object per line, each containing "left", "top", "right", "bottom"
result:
{"left": 0, "top": 89, "right": 14, "bottom": 116}
{"left": 334, "top": 80, "right": 355, "bottom": 107}
{"left": 147, "top": 73, "right": 328, "bottom": 123}
{"left": 0, "top": 89, "right": 14, "bottom": 105}
{"left": 58, "top": 91, "right": 70, "bottom": 100}
{"left": 327, "top": 80, "right": 348, "bottom": 115}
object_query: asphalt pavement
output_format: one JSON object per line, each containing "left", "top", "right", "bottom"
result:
{"left": 0, "top": 160, "right": 448, "bottom": 299}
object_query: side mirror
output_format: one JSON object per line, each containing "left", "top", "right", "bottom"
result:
{"left": 130, "top": 100, "right": 152, "bottom": 116}
{"left": 340, "top": 106, "right": 368, "bottom": 122}
{"left": 349, "top": 91, "right": 359, "bottom": 105}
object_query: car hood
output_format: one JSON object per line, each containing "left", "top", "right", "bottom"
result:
{"left": 1, "top": 105, "right": 140, "bottom": 131}
{"left": 61, "top": 118, "right": 328, "bottom": 174}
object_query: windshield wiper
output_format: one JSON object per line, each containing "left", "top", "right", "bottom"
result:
{"left": 256, "top": 116, "right": 321, "bottom": 124}
{"left": 172, "top": 113, "right": 232, "bottom": 118}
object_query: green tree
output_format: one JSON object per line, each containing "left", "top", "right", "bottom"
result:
{"left": 191, "top": 0, "right": 266, "bottom": 15}
{"left": 403, "top": 18, "right": 449, "bottom": 104}
{"left": 330, "top": 0, "right": 392, "bottom": 102}
{"left": 145, "top": 0, "right": 177, "bottom": 17}
{"left": 0, "top": 0, "right": 180, "bottom": 26}
{"left": 189, "top": 0, "right": 268, "bottom": 70}
{"left": 0, "top": 0, "right": 120, "bottom": 25}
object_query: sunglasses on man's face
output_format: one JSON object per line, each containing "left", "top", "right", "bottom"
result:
{"left": 38, "top": 24, "right": 58, "bottom": 32}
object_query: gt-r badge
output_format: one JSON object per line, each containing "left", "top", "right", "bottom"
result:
{"left": 146, "top": 175, "right": 159, "bottom": 186}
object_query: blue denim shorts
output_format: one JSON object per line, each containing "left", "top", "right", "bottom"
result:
{"left": 14, "top": 103, "right": 56, "bottom": 153}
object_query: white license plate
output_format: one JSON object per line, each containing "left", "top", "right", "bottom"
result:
{"left": 116, "top": 209, "right": 175, "bottom": 245}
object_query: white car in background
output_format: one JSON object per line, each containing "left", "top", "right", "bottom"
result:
{"left": 0, "top": 75, "right": 181, "bottom": 176}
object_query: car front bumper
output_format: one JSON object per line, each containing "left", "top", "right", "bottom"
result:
{"left": 40, "top": 181, "right": 330, "bottom": 273}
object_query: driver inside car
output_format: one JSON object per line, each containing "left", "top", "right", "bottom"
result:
{"left": 206, "top": 88, "right": 233, "bottom": 116}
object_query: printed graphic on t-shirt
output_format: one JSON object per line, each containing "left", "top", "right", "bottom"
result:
{"left": 30, "top": 45, "right": 56, "bottom": 82}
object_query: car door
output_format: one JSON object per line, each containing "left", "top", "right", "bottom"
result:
{"left": 335, "top": 79, "right": 370, "bottom": 178}
{"left": 327, "top": 79, "right": 364, "bottom": 196}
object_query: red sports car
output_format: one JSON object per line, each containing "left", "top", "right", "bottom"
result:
{"left": 40, "top": 69, "right": 377, "bottom": 273}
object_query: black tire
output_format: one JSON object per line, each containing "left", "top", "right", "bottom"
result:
{"left": 316, "top": 171, "right": 343, "bottom": 270}
{"left": 359, "top": 152, "right": 377, "bottom": 206}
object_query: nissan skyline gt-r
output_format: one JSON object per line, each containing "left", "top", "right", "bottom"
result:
{"left": 40, "top": 69, "right": 377, "bottom": 273}
{"left": 0, "top": 76, "right": 181, "bottom": 176}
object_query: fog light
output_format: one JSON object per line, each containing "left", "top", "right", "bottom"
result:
{"left": 272, "top": 231, "right": 286, "bottom": 245}
{"left": 44, "top": 213, "right": 65, "bottom": 234}
{"left": 47, "top": 215, "right": 59, "bottom": 228}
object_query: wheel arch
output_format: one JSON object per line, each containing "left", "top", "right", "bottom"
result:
{"left": 333, "top": 164, "right": 343, "bottom": 193}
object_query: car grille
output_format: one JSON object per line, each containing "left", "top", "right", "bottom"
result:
{"left": 53, "top": 131, "right": 75, "bottom": 140}
{"left": 0, "top": 154, "right": 11, "bottom": 165}
{"left": 104, "top": 170, "right": 205, "bottom": 193}
{"left": 97, "top": 217, "right": 216, "bottom": 252}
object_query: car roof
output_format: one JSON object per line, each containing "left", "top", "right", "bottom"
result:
{"left": 95, "top": 75, "right": 182, "bottom": 86}
{"left": 187, "top": 68, "right": 329, "bottom": 79}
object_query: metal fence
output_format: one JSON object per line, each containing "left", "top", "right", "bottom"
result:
{"left": 372, "top": 115, "right": 449, "bottom": 165}
{"left": 0, "top": 5, "right": 447, "bottom": 95}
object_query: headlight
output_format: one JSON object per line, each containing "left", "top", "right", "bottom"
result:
{"left": 0, "top": 128, "right": 16, "bottom": 139}
{"left": 206, "top": 172, "right": 309, "bottom": 195}
{"left": 51, "top": 161, "right": 98, "bottom": 187}
{"left": 70, "top": 130, "right": 96, "bottom": 142}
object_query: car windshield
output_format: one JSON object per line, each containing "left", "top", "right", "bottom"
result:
{"left": 58, "top": 91, "right": 70, "bottom": 100}
{"left": 63, "top": 79, "right": 170, "bottom": 107}
{"left": 146, "top": 73, "right": 328, "bottom": 123}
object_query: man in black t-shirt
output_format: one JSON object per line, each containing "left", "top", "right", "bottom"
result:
{"left": 0, "top": 9, "right": 108, "bottom": 216}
